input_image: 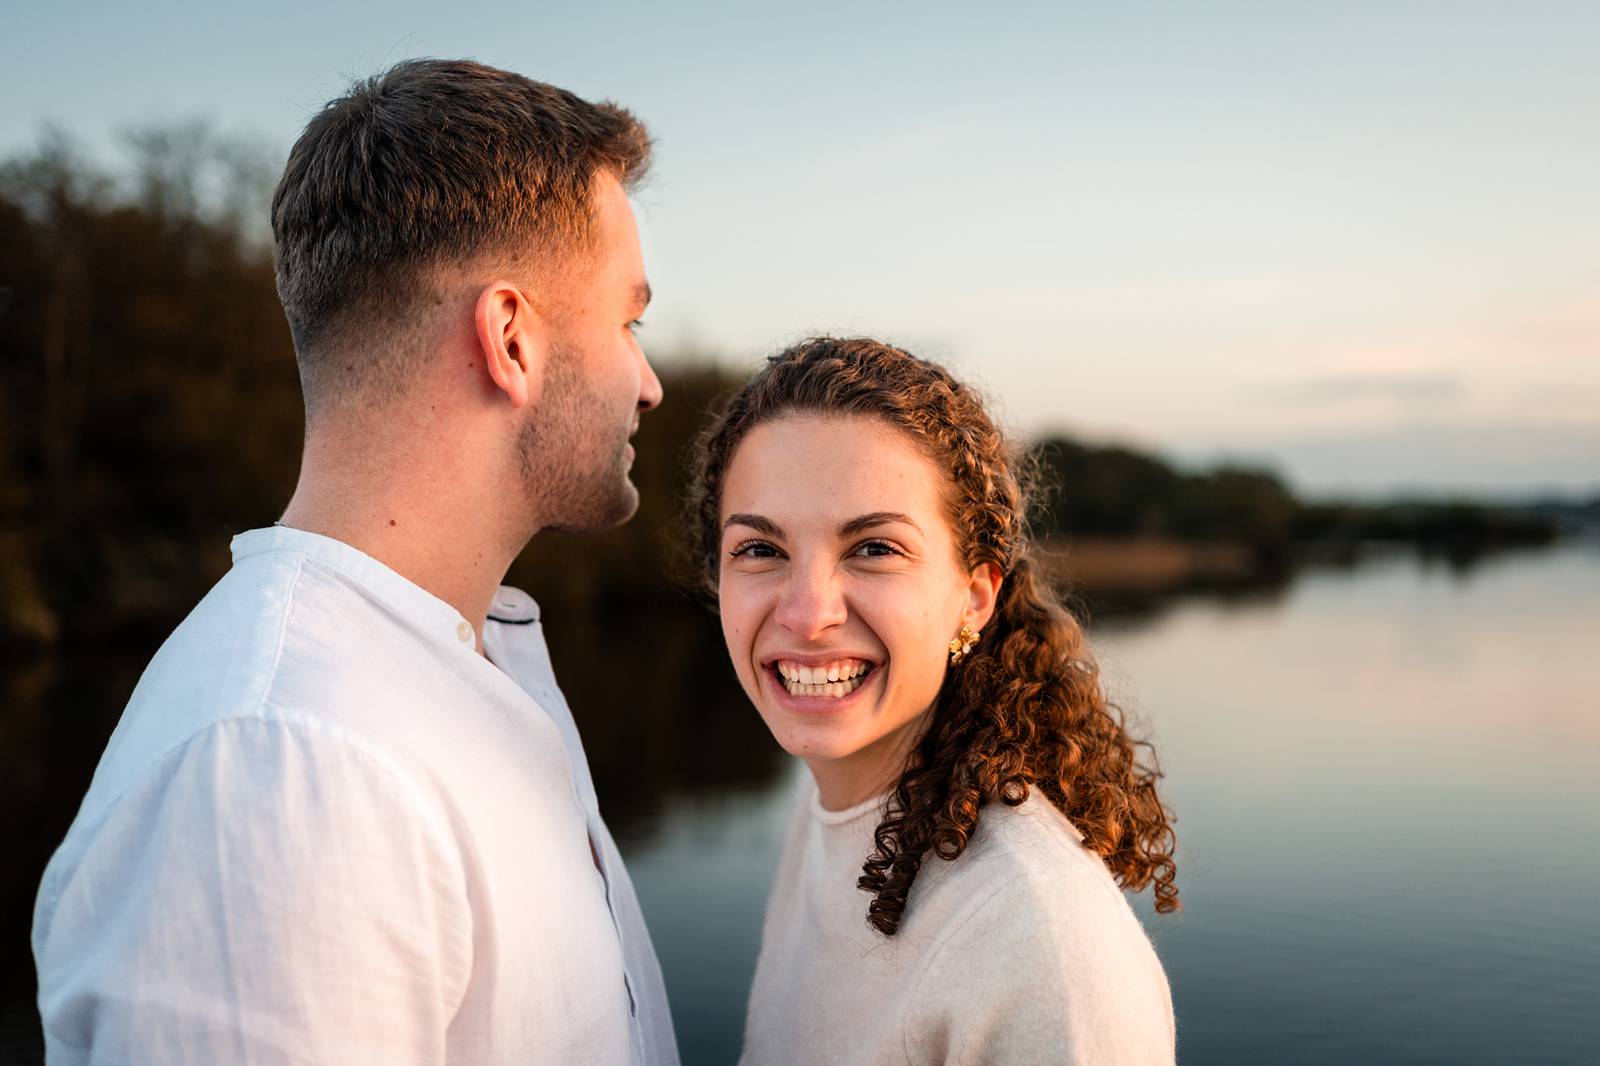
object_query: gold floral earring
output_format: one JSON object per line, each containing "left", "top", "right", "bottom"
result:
{"left": 948, "top": 624, "right": 979, "bottom": 665}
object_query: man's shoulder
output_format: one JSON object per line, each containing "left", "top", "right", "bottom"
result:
{"left": 89, "top": 552, "right": 458, "bottom": 814}
{"left": 104, "top": 555, "right": 311, "bottom": 761}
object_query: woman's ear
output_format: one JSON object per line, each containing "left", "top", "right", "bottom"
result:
{"left": 964, "top": 561, "right": 1003, "bottom": 633}
{"left": 474, "top": 281, "right": 547, "bottom": 409}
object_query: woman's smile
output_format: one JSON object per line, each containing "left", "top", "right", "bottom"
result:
{"left": 690, "top": 337, "right": 1178, "bottom": 1063}
{"left": 715, "top": 413, "right": 997, "bottom": 806}
{"left": 761, "top": 656, "right": 882, "bottom": 711}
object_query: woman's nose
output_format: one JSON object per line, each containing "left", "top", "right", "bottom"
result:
{"left": 773, "top": 566, "right": 847, "bottom": 640}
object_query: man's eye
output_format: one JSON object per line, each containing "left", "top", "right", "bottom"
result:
{"left": 627, "top": 318, "right": 645, "bottom": 333}
{"left": 729, "top": 540, "right": 780, "bottom": 559}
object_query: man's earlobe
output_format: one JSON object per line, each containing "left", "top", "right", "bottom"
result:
{"left": 475, "top": 283, "right": 545, "bottom": 409}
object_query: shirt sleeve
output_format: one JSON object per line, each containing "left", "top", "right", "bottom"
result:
{"left": 34, "top": 716, "right": 473, "bottom": 1066}
{"left": 902, "top": 873, "right": 1176, "bottom": 1066}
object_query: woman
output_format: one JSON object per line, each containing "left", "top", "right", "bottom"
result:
{"left": 688, "top": 337, "right": 1180, "bottom": 1064}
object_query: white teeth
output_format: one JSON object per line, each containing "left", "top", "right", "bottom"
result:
{"left": 772, "top": 658, "right": 879, "bottom": 699}
{"left": 776, "top": 660, "right": 873, "bottom": 683}
{"left": 778, "top": 671, "right": 868, "bottom": 699}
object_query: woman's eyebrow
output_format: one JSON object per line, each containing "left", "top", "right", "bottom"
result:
{"left": 838, "top": 512, "right": 920, "bottom": 538}
{"left": 724, "top": 513, "right": 784, "bottom": 538}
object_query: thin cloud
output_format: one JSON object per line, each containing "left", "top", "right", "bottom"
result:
{"left": 1248, "top": 373, "right": 1466, "bottom": 408}
{"left": 1180, "top": 418, "right": 1600, "bottom": 498}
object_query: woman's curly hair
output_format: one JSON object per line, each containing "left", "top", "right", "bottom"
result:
{"left": 688, "top": 336, "right": 1179, "bottom": 934}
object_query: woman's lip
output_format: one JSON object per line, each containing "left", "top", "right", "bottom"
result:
{"left": 760, "top": 654, "right": 881, "bottom": 669}
{"left": 761, "top": 661, "right": 880, "bottom": 713}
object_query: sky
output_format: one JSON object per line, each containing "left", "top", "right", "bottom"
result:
{"left": 5, "top": 1, "right": 1598, "bottom": 498}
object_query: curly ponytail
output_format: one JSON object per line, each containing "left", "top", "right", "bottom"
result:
{"left": 858, "top": 555, "right": 1178, "bottom": 933}
{"left": 689, "top": 337, "right": 1179, "bottom": 935}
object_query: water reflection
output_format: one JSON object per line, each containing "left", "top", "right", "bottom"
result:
{"left": 0, "top": 651, "right": 148, "bottom": 1062}
{"left": 531, "top": 590, "right": 788, "bottom": 843}
{"left": 622, "top": 543, "right": 1600, "bottom": 1064}
{"left": 1096, "top": 542, "right": 1600, "bottom": 1065}
{"left": 4, "top": 544, "right": 1597, "bottom": 1064}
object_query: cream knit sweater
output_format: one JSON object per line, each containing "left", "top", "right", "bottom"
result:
{"left": 740, "top": 777, "right": 1176, "bottom": 1065}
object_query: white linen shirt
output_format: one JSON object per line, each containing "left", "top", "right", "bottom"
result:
{"left": 31, "top": 526, "right": 678, "bottom": 1066}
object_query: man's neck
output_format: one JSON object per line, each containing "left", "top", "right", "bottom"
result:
{"left": 280, "top": 435, "right": 530, "bottom": 654}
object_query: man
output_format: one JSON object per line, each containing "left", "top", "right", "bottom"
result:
{"left": 32, "top": 59, "right": 677, "bottom": 1065}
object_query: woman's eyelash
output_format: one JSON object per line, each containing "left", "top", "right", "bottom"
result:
{"left": 728, "top": 539, "right": 900, "bottom": 559}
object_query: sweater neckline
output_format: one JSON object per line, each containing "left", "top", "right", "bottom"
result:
{"left": 808, "top": 782, "right": 892, "bottom": 828}
{"left": 807, "top": 780, "right": 1090, "bottom": 846}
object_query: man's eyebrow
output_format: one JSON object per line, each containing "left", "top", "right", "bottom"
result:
{"left": 839, "top": 512, "right": 920, "bottom": 538}
{"left": 723, "top": 513, "right": 783, "bottom": 538}
{"left": 634, "top": 282, "right": 652, "bottom": 311}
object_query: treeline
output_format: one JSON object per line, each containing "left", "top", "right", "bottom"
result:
{"left": 1033, "top": 439, "right": 1564, "bottom": 561}
{"left": 1, "top": 129, "right": 303, "bottom": 645}
{"left": 0, "top": 131, "right": 1574, "bottom": 646}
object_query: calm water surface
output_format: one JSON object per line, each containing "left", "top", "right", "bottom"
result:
{"left": 618, "top": 543, "right": 1600, "bottom": 1065}
{"left": 4, "top": 544, "right": 1596, "bottom": 1064}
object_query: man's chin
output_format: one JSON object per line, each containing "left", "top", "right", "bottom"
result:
{"left": 546, "top": 478, "right": 639, "bottom": 533}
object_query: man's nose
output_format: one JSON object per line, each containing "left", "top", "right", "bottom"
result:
{"left": 637, "top": 350, "right": 663, "bottom": 412}
{"left": 773, "top": 565, "right": 848, "bottom": 640}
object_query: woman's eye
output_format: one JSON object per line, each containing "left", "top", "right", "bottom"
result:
{"left": 627, "top": 318, "right": 645, "bottom": 334}
{"left": 853, "top": 539, "right": 902, "bottom": 559}
{"left": 729, "top": 539, "right": 781, "bottom": 559}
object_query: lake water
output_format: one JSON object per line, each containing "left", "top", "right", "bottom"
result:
{"left": 4, "top": 543, "right": 1597, "bottom": 1064}
{"left": 616, "top": 543, "right": 1600, "bottom": 1065}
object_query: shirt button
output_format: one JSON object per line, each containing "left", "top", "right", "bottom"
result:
{"left": 456, "top": 621, "right": 474, "bottom": 643}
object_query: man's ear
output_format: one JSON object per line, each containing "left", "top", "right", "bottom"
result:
{"left": 474, "top": 282, "right": 547, "bottom": 409}
{"left": 964, "top": 561, "right": 1003, "bottom": 634}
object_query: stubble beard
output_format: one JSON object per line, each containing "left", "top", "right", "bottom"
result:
{"left": 518, "top": 344, "right": 639, "bottom": 533}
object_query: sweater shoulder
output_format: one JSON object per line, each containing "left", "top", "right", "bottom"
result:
{"left": 900, "top": 797, "right": 1176, "bottom": 1063}
{"left": 934, "top": 794, "right": 1126, "bottom": 910}
{"left": 899, "top": 793, "right": 1159, "bottom": 979}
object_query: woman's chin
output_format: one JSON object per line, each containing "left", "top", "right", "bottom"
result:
{"left": 771, "top": 728, "right": 868, "bottom": 764}
{"left": 761, "top": 707, "right": 871, "bottom": 764}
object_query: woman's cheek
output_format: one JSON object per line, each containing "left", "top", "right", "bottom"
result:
{"left": 719, "top": 609, "right": 751, "bottom": 678}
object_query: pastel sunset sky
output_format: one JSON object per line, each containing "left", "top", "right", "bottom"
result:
{"left": 6, "top": 1, "right": 1597, "bottom": 496}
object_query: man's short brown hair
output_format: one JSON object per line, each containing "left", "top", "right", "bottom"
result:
{"left": 270, "top": 58, "right": 651, "bottom": 410}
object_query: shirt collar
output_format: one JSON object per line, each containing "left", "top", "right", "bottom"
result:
{"left": 231, "top": 525, "right": 479, "bottom": 651}
{"left": 487, "top": 585, "right": 541, "bottom": 625}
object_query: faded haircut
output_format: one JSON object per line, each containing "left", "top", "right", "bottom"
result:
{"left": 270, "top": 58, "right": 651, "bottom": 413}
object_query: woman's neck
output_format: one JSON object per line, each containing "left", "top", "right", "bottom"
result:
{"left": 805, "top": 710, "right": 928, "bottom": 810}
